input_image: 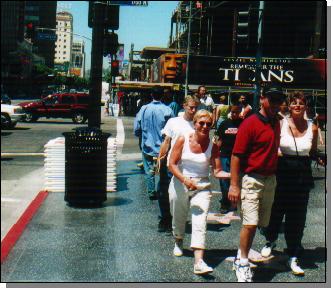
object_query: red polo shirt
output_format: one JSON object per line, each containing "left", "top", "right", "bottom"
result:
{"left": 232, "top": 113, "right": 281, "bottom": 176}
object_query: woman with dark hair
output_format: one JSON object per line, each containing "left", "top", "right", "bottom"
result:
{"left": 260, "top": 91, "right": 322, "bottom": 276}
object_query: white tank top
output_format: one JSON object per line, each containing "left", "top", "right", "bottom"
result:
{"left": 179, "top": 133, "right": 213, "bottom": 177}
{"left": 279, "top": 117, "right": 313, "bottom": 156}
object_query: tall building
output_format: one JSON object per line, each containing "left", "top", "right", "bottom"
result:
{"left": 1, "top": 1, "right": 26, "bottom": 78}
{"left": 24, "top": 1, "right": 57, "bottom": 68}
{"left": 71, "top": 41, "right": 86, "bottom": 78}
{"left": 54, "top": 11, "right": 73, "bottom": 68}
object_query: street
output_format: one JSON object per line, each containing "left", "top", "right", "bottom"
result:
{"left": 1, "top": 114, "right": 327, "bottom": 283}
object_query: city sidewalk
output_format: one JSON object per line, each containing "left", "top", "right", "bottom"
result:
{"left": 1, "top": 116, "right": 327, "bottom": 283}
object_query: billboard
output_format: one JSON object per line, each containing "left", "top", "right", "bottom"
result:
{"left": 187, "top": 56, "right": 326, "bottom": 89}
{"left": 69, "top": 68, "right": 81, "bottom": 77}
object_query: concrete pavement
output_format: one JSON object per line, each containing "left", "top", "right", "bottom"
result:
{"left": 0, "top": 115, "right": 328, "bottom": 284}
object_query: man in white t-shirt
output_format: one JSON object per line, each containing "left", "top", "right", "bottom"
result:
{"left": 156, "top": 95, "right": 200, "bottom": 232}
{"left": 197, "top": 85, "right": 215, "bottom": 113}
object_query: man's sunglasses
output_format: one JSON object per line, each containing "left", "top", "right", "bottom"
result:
{"left": 198, "top": 121, "right": 212, "bottom": 127}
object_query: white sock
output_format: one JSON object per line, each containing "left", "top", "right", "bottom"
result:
{"left": 240, "top": 257, "right": 249, "bottom": 265}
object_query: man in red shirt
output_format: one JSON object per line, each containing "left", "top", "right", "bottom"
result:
{"left": 228, "top": 85, "right": 286, "bottom": 282}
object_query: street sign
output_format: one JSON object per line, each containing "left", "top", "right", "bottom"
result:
{"left": 54, "top": 63, "right": 69, "bottom": 72}
{"left": 106, "top": 1, "right": 148, "bottom": 6}
{"left": 37, "top": 32, "right": 57, "bottom": 41}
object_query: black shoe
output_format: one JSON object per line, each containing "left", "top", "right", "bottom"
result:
{"left": 220, "top": 204, "right": 237, "bottom": 214}
{"left": 149, "top": 192, "right": 158, "bottom": 200}
{"left": 158, "top": 218, "right": 172, "bottom": 233}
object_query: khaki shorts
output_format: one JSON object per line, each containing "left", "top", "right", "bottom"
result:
{"left": 240, "top": 173, "right": 277, "bottom": 227}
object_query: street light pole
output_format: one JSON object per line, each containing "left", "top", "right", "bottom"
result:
{"left": 88, "top": 2, "right": 104, "bottom": 128}
{"left": 253, "top": 1, "right": 264, "bottom": 112}
{"left": 185, "top": 2, "right": 192, "bottom": 97}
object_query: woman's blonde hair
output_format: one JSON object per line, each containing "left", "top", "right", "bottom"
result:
{"left": 193, "top": 109, "right": 213, "bottom": 123}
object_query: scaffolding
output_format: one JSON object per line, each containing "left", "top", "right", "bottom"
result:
{"left": 169, "top": 1, "right": 209, "bottom": 55}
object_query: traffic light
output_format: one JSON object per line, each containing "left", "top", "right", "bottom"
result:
{"left": 88, "top": 2, "right": 119, "bottom": 30}
{"left": 111, "top": 60, "right": 119, "bottom": 77}
{"left": 236, "top": 10, "right": 250, "bottom": 45}
{"left": 103, "top": 32, "right": 119, "bottom": 56}
{"left": 105, "top": 5, "right": 119, "bottom": 30}
{"left": 25, "top": 22, "right": 35, "bottom": 40}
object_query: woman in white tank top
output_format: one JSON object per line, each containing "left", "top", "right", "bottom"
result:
{"left": 261, "top": 92, "right": 320, "bottom": 276}
{"left": 168, "top": 110, "right": 230, "bottom": 275}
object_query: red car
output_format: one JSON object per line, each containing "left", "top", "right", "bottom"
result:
{"left": 19, "top": 93, "right": 90, "bottom": 124}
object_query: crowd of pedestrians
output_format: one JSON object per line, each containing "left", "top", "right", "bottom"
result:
{"left": 133, "top": 84, "right": 324, "bottom": 282}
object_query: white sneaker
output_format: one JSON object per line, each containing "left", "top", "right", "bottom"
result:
{"left": 288, "top": 257, "right": 304, "bottom": 276}
{"left": 193, "top": 259, "right": 213, "bottom": 275}
{"left": 261, "top": 241, "right": 276, "bottom": 258}
{"left": 173, "top": 240, "right": 183, "bottom": 257}
{"left": 233, "top": 259, "right": 253, "bottom": 282}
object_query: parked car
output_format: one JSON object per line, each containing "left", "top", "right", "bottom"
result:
{"left": 18, "top": 93, "right": 91, "bottom": 124}
{"left": 1, "top": 103, "right": 26, "bottom": 129}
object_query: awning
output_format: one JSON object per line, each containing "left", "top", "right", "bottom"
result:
{"left": 115, "top": 81, "right": 181, "bottom": 91}
{"left": 141, "top": 47, "right": 177, "bottom": 59}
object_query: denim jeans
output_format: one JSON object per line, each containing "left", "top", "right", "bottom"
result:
{"left": 142, "top": 152, "right": 159, "bottom": 197}
{"left": 219, "top": 156, "right": 231, "bottom": 208}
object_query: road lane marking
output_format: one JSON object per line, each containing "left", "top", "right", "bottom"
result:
{"left": 116, "top": 118, "right": 125, "bottom": 156}
{"left": 1, "top": 153, "right": 45, "bottom": 157}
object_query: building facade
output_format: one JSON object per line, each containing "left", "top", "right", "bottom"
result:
{"left": 1, "top": 1, "right": 26, "bottom": 78}
{"left": 169, "top": 1, "right": 326, "bottom": 59}
{"left": 71, "top": 41, "right": 85, "bottom": 78}
{"left": 25, "top": 1, "right": 57, "bottom": 69}
{"left": 54, "top": 11, "right": 73, "bottom": 68}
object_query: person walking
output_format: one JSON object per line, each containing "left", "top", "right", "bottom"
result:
{"left": 214, "top": 95, "right": 230, "bottom": 129}
{"left": 168, "top": 110, "right": 230, "bottom": 275}
{"left": 134, "top": 87, "right": 174, "bottom": 200}
{"left": 197, "top": 85, "right": 215, "bottom": 113}
{"left": 238, "top": 94, "right": 252, "bottom": 119}
{"left": 228, "top": 85, "right": 286, "bottom": 282}
{"left": 260, "top": 91, "right": 322, "bottom": 276}
{"left": 215, "top": 105, "right": 242, "bottom": 214}
{"left": 156, "top": 95, "right": 200, "bottom": 233}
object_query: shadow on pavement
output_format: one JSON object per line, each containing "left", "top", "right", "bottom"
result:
{"left": 252, "top": 247, "right": 326, "bottom": 282}
{"left": 117, "top": 176, "right": 129, "bottom": 192}
{"left": 65, "top": 197, "right": 133, "bottom": 209}
{"left": 1, "top": 132, "right": 13, "bottom": 136}
{"left": 104, "top": 197, "right": 133, "bottom": 207}
{"left": 31, "top": 120, "right": 81, "bottom": 125}
{"left": 301, "top": 247, "right": 327, "bottom": 268}
{"left": 1, "top": 157, "right": 14, "bottom": 161}
{"left": 10, "top": 127, "right": 31, "bottom": 130}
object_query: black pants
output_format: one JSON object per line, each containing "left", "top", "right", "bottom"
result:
{"left": 158, "top": 158, "right": 172, "bottom": 222}
{"left": 265, "top": 156, "right": 313, "bottom": 257}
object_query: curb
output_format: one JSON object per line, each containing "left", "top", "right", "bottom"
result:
{"left": 1, "top": 191, "right": 49, "bottom": 264}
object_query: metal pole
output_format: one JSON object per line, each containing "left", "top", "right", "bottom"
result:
{"left": 253, "top": 1, "right": 264, "bottom": 112}
{"left": 185, "top": 2, "right": 192, "bottom": 97}
{"left": 128, "top": 43, "right": 134, "bottom": 81}
{"left": 88, "top": 2, "right": 104, "bottom": 128}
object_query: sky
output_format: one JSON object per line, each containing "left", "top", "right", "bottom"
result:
{"left": 57, "top": 1, "right": 178, "bottom": 71}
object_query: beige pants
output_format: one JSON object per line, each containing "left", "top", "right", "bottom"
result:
{"left": 240, "top": 173, "right": 277, "bottom": 227}
{"left": 169, "top": 176, "right": 212, "bottom": 249}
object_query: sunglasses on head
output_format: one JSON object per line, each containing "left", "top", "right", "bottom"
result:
{"left": 198, "top": 121, "right": 212, "bottom": 127}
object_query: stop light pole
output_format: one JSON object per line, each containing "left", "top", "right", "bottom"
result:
{"left": 88, "top": 2, "right": 104, "bottom": 128}
{"left": 253, "top": 1, "right": 265, "bottom": 112}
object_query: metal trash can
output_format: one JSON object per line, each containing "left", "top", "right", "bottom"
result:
{"left": 63, "top": 127, "right": 110, "bottom": 205}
